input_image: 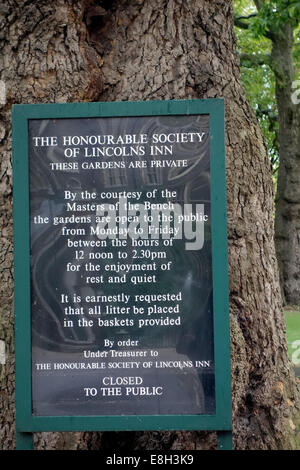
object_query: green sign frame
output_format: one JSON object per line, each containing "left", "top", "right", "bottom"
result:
{"left": 12, "top": 99, "right": 232, "bottom": 449}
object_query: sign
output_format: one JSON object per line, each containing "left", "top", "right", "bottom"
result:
{"left": 13, "top": 99, "right": 231, "bottom": 438}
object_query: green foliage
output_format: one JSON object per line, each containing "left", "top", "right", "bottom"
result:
{"left": 249, "top": 1, "right": 300, "bottom": 36}
{"left": 234, "top": 8, "right": 279, "bottom": 171}
{"left": 241, "top": 63, "right": 279, "bottom": 170}
{"left": 234, "top": 0, "right": 300, "bottom": 174}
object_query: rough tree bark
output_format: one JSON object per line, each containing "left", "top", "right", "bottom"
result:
{"left": 236, "top": 1, "right": 300, "bottom": 307}
{"left": 0, "top": 0, "right": 299, "bottom": 450}
{"left": 271, "top": 22, "right": 300, "bottom": 306}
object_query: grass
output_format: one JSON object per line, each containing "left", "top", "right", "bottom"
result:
{"left": 284, "top": 308, "right": 300, "bottom": 375}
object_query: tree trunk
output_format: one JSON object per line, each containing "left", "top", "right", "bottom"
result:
{"left": 0, "top": 0, "right": 299, "bottom": 450}
{"left": 271, "top": 22, "right": 300, "bottom": 306}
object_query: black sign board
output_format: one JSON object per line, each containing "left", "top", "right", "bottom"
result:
{"left": 13, "top": 100, "right": 231, "bottom": 448}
